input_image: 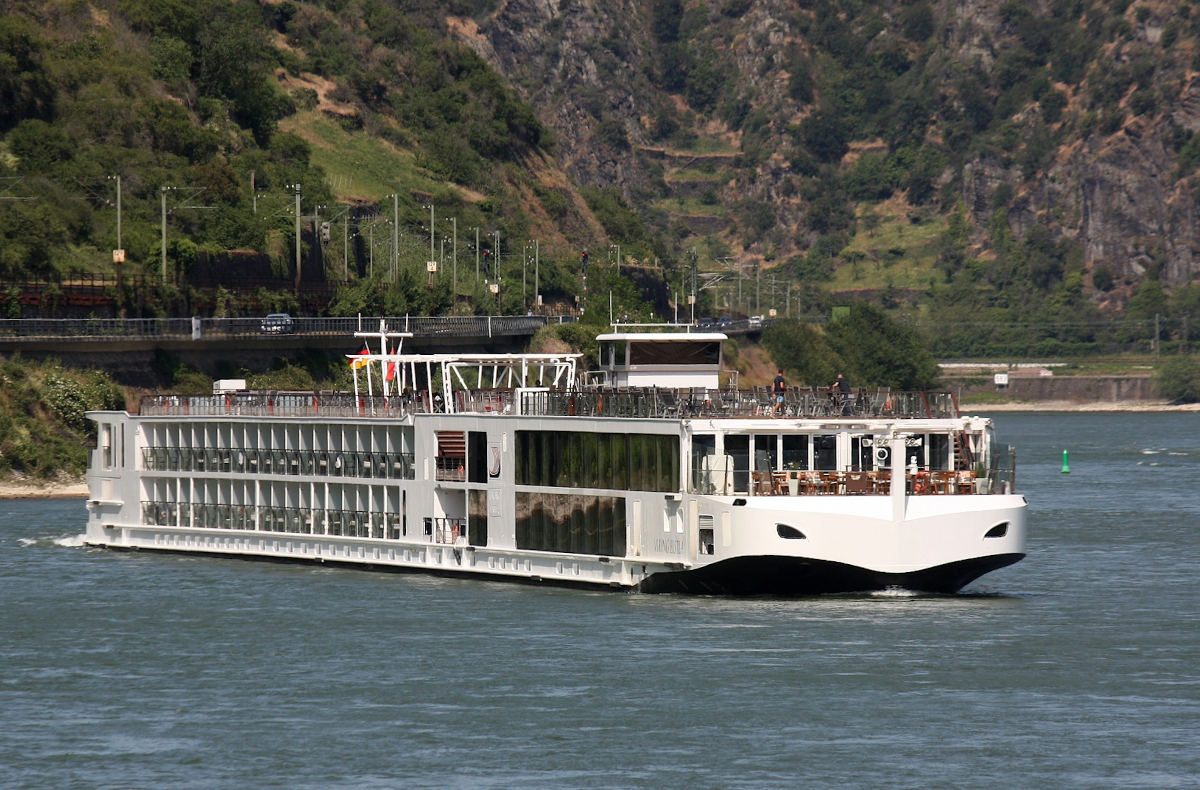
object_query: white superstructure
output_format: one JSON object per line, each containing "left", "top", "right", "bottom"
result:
{"left": 84, "top": 324, "right": 1026, "bottom": 595}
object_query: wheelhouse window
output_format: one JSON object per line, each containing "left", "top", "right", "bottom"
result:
{"left": 628, "top": 341, "right": 720, "bottom": 366}
{"left": 601, "top": 341, "right": 627, "bottom": 367}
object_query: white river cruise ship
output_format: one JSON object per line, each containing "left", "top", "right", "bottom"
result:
{"left": 83, "top": 323, "right": 1026, "bottom": 595}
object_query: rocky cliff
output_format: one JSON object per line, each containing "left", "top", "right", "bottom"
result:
{"left": 455, "top": 0, "right": 1200, "bottom": 304}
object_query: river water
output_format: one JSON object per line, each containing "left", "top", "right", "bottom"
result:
{"left": 2, "top": 413, "right": 1198, "bottom": 789}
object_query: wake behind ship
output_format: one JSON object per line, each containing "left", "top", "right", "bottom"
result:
{"left": 84, "top": 322, "right": 1026, "bottom": 595}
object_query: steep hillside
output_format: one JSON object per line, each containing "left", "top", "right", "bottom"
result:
{"left": 0, "top": 0, "right": 675, "bottom": 321}
{"left": 5, "top": 0, "right": 1200, "bottom": 351}
{"left": 461, "top": 0, "right": 1200, "bottom": 313}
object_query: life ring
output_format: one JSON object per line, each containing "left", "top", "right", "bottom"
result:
{"left": 913, "top": 471, "right": 931, "bottom": 495}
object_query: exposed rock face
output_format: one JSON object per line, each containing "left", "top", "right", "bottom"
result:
{"left": 457, "top": 0, "right": 1200, "bottom": 293}
{"left": 455, "top": 0, "right": 659, "bottom": 196}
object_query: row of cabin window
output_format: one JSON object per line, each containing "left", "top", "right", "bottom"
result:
{"left": 516, "top": 431, "right": 679, "bottom": 492}
{"left": 141, "top": 446, "right": 415, "bottom": 480}
{"left": 692, "top": 434, "right": 953, "bottom": 473}
{"left": 514, "top": 493, "right": 626, "bottom": 557}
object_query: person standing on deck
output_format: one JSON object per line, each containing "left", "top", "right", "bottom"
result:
{"left": 833, "top": 373, "right": 852, "bottom": 415}
{"left": 772, "top": 368, "right": 786, "bottom": 417}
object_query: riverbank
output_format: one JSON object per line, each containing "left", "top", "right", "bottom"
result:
{"left": 961, "top": 398, "right": 1200, "bottom": 412}
{"left": 0, "top": 477, "right": 89, "bottom": 499}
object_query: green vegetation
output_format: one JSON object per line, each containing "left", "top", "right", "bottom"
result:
{"left": 653, "top": 197, "right": 729, "bottom": 218}
{"left": 0, "top": 354, "right": 125, "bottom": 478}
{"left": 761, "top": 304, "right": 940, "bottom": 390}
{"left": 279, "top": 111, "right": 445, "bottom": 203}
{"left": 832, "top": 207, "right": 945, "bottom": 289}
{"left": 1156, "top": 355, "right": 1200, "bottom": 403}
{"left": 0, "top": 0, "right": 606, "bottom": 319}
{"left": 4, "top": 0, "right": 1200, "bottom": 360}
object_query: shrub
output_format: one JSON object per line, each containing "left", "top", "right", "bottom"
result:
{"left": 824, "top": 302, "right": 941, "bottom": 390}
{"left": 247, "top": 361, "right": 316, "bottom": 391}
{"left": 596, "top": 118, "right": 629, "bottom": 151}
{"left": 1156, "top": 355, "right": 1200, "bottom": 402}
{"left": 901, "top": 2, "right": 935, "bottom": 41}
{"left": 798, "top": 113, "right": 849, "bottom": 162}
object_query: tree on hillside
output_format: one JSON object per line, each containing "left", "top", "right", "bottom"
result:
{"left": 1156, "top": 355, "right": 1200, "bottom": 403}
{"left": 825, "top": 303, "right": 940, "bottom": 390}
{"left": 760, "top": 319, "right": 843, "bottom": 386}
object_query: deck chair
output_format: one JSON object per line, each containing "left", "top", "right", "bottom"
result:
{"left": 845, "top": 472, "right": 872, "bottom": 495}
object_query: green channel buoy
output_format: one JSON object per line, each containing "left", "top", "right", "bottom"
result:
{"left": 1062, "top": 449, "right": 1070, "bottom": 474}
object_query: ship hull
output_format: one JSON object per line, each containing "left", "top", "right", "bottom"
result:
{"left": 639, "top": 552, "right": 1026, "bottom": 596}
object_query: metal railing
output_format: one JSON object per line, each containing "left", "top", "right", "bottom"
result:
{"left": 522, "top": 388, "right": 960, "bottom": 420}
{"left": 0, "top": 315, "right": 575, "bottom": 341}
{"left": 142, "top": 392, "right": 414, "bottom": 418}
{"left": 141, "top": 445, "right": 415, "bottom": 480}
{"left": 434, "top": 457, "right": 466, "bottom": 482}
{"left": 432, "top": 517, "right": 466, "bottom": 544}
{"left": 140, "top": 386, "right": 960, "bottom": 421}
{"left": 690, "top": 466, "right": 1007, "bottom": 497}
{"left": 141, "top": 501, "right": 399, "bottom": 538}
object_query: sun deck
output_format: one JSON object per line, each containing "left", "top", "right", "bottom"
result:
{"left": 139, "top": 387, "right": 960, "bottom": 420}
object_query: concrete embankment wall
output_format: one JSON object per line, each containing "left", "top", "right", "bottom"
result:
{"left": 951, "top": 375, "right": 1158, "bottom": 402}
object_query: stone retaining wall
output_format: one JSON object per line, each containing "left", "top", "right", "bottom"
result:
{"left": 951, "top": 375, "right": 1158, "bottom": 402}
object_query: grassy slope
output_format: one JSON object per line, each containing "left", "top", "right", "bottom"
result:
{"left": 278, "top": 111, "right": 449, "bottom": 204}
{"left": 832, "top": 200, "right": 947, "bottom": 291}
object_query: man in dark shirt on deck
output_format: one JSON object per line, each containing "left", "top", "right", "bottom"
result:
{"left": 772, "top": 368, "right": 786, "bottom": 417}
{"left": 833, "top": 372, "right": 852, "bottom": 415}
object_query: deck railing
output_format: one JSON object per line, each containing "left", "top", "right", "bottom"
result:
{"left": 432, "top": 517, "right": 467, "bottom": 545}
{"left": 139, "top": 386, "right": 961, "bottom": 420}
{"left": 521, "top": 387, "right": 960, "bottom": 420}
{"left": 141, "top": 501, "right": 402, "bottom": 537}
{"left": 141, "top": 445, "right": 415, "bottom": 480}
{"left": 0, "top": 315, "right": 572, "bottom": 340}
{"left": 691, "top": 466, "right": 1011, "bottom": 496}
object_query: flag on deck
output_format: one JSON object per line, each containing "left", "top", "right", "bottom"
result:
{"left": 350, "top": 344, "right": 370, "bottom": 370}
